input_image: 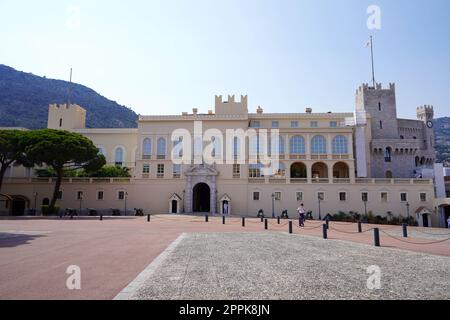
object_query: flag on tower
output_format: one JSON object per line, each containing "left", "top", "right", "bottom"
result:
{"left": 365, "top": 39, "right": 371, "bottom": 48}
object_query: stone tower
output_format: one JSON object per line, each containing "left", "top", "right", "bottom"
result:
{"left": 355, "top": 83, "right": 398, "bottom": 139}
{"left": 355, "top": 83, "right": 435, "bottom": 178}
{"left": 416, "top": 105, "right": 435, "bottom": 151}
{"left": 47, "top": 104, "right": 86, "bottom": 130}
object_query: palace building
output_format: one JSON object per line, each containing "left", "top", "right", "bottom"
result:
{"left": 1, "top": 82, "right": 450, "bottom": 227}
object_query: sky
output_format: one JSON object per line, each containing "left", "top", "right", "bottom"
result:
{"left": 0, "top": 0, "right": 449, "bottom": 118}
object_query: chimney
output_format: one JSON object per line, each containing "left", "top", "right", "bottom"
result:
{"left": 192, "top": 108, "right": 198, "bottom": 115}
{"left": 182, "top": 112, "right": 188, "bottom": 116}
{"left": 305, "top": 107, "right": 312, "bottom": 114}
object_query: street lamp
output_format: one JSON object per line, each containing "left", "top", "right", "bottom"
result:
{"left": 318, "top": 194, "right": 322, "bottom": 220}
{"left": 79, "top": 193, "right": 83, "bottom": 216}
{"left": 406, "top": 201, "right": 410, "bottom": 224}
{"left": 271, "top": 193, "right": 275, "bottom": 218}
{"left": 33, "top": 192, "right": 38, "bottom": 215}
{"left": 124, "top": 192, "right": 128, "bottom": 216}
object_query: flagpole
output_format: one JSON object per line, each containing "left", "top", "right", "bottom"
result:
{"left": 370, "top": 35, "right": 375, "bottom": 88}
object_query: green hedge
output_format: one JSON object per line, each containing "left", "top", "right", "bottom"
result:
{"left": 41, "top": 205, "right": 60, "bottom": 216}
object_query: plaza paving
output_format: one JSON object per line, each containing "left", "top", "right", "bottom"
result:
{"left": 128, "top": 232, "right": 450, "bottom": 300}
{"left": 0, "top": 215, "right": 449, "bottom": 300}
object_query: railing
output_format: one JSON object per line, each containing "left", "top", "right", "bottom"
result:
{"left": 333, "top": 178, "right": 351, "bottom": 184}
{"left": 248, "top": 178, "right": 265, "bottom": 183}
{"left": 312, "top": 178, "right": 329, "bottom": 184}
{"left": 290, "top": 178, "right": 308, "bottom": 184}
{"left": 289, "top": 154, "right": 307, "bottom": 160}
{"left": 269, "top": 178, "right": 287, "bottom": 184}
{"left": 6, "top": 177, "right": 132, "bottom": 184}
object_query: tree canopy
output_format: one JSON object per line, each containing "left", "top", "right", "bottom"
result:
{"left": 0, "top": 130, "right": 28, "bottom": 193}
{"left": 21, "top": 129, "right": 105, "bottom": 210}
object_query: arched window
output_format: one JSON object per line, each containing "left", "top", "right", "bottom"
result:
{"left": 271, "top": 135, "right": 285, "bottom": 155}
{"left": 142, "top": 138, "right": 152, "bottom": 159}
{"left": 384, "top": 147, "right": 392, "bottom": 162}
{"left": 157, "top": 138, "right": 166, "bottom": 159}
{"left": 311, "top": 135, "right": 327, "bottom": 154}
{"left": 332, "top": 135, "right": 348, "bottom": 154}
{"left": 233, "top": 137, "right": 240, "bottom": 159}
{"left": 193, "top": 137, "right": 203, "bottom": 160}
{"left": 115, "top": 147, "right": 124, "bottom": 166}
{"left": 385, "top": 170, "right": 393, "bottom": 178}
{"left": 249, "top": 135, "right": 260, "bottom": 156}
{"left": 289, "top": 136, "right": 305, "bottom": 154}
{"left": 211, "top": 136, "right": 221, "bottom": 158}
{"left": 173, "top": 137, "right": 183, "bottom": 158}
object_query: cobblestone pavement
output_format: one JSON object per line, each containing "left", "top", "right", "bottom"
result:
{"left": 132, "top": 232, "right": 450, "bottom": 300}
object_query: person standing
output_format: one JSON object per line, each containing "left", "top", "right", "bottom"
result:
{"left": 447, "top": 216, "right": 450, "bottom": 229}
{"left": 297, "top": 203, "right": 306, "bottom": 227}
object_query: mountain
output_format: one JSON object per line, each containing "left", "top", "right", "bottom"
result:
{"left": 0, "top": 65, "right": 138, "bottom": 129}
{"left": 434, "top": 117, "right": 450, "bottom": 165}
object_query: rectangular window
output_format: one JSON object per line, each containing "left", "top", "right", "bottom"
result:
{"left": 381, "top": 192, "right": 388, "bottom": 202}
{"left": 400, "top": 193, "right": 407, "bottom": 202}
{"left": 97, "top": 191, "right": 104, "bottom": 200}
{"left": 253, "top": 192, "right": 260, "bottom": 201}
{"left": 118, "top": 191, "right": 125, "bottom": 200}
{"left": 310, "top": 121, "right": 318, "bottom": 128}
{"left": 330, "top": 121, "right": 337, "bottom": 128}
{"left": 173, "top": 164, "right": 181, "bottom": 178}
{"left": 339, "top": 192, "right": 347, "bottom": 201}
{"left": 379, "top": 121, "right": 383, "bottom": 129}
{"left": 296, "top": 192, "right": 303, "bottom": 202}
{"left": 250, "top": 120, "right": 260, "bottom": 128}
{"left": 274, "top": 192, "right": 282, "bottom": 201}
{"left": 57, "top": 190, "right": 63, "bottom": 200}
{"left": 420, "top": 193, "right": 427, "bottom": 202}
{"left": 272, "top": 121, "right": 279, "bottom": 128}
{"left": 361, "top": 192, "right": 368, "bottom": 202}
{"left": 77, "top": 191, "right": 83, "bottom": 200}
{"left": 157, "top": 164, "right": 165, "bottom": 178}
{"left": 291, "top": 121, "right": 299, "bottom": 128}
{"left": 318, "top": 192, "right": 325, "bottom": 201}
{"left": 249, "top": 165, "right": 263, "bottom": 178}
{"left": 142, "top": 164, "right": 150, "bottom": 174}
{"left": 378, "top": 102, "right": 382, "bottom": 111}
{"left": 233, "top": 164, "right": 241, "bottom": 178}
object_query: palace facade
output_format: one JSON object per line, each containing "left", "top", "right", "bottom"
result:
{"left": 2, "top": 82, "right": 450, "bottom": 227}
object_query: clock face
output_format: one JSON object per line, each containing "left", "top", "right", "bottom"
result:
{"left": 427, "top": 121, "right": 434, "bottom": 129}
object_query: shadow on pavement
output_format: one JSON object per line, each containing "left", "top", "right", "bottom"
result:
{"left": 0, "top": 233, "right": 46, "bottom": 248}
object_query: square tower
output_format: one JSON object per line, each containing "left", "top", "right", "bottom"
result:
{"left": 47, "top": 104, "right": 86, "bottom": 130}
{"left": 356, "top": 83, "right": 398, "bottom": 139}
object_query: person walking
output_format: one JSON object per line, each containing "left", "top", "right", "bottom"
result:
{"left": 297, "top": 203, "right": 306, "bottom": 227}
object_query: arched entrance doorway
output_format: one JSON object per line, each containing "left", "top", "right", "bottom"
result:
{"left": 11, "top": 196, "right": 29, "bottom": 216}
{"left": 193, "top": 183, "right": 211, "bottom": 213}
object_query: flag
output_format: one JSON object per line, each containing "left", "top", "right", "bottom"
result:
{"left": 365, "top": 39, "right": 371, "bottom": 48}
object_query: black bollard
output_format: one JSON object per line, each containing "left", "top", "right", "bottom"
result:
{"left": 322, "top": 224, "right": 328, "bottom": 239}
{"left": 374, "top": 228, "right": 380, "bottom": 247}
{"left": 264, "top": 219, "right": 268, "bottom": 230}
{"left": 242, "top": 217, "right": 245, "bottom": 227}
{"left": 205, "top": 215, "right": 209, "bottom": 222}
{"left": 277, "top": 216, "right": 280, "bottom": 224}
{"left": 222, "top": 215, "right": 225, "bottom": 225}
{"left": 100, "top": 215, "right": 103, "bottom": 221}
{"left": 147, "top": 214, "right": 150, "bottom": 222}
{"left": 358, "top": 221, "right": 362, "bottom": 233}
{"left": 260, "top": 216, "right": 264, "bottom": 223}
{"left": 288, "top": 221, "right": 293, "bottom": 234}
{"left": 325, "top": 219, "right": 329, "bottom": 230}
{"left": 402, "top": 223, "right": 408, "bottom": 238}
